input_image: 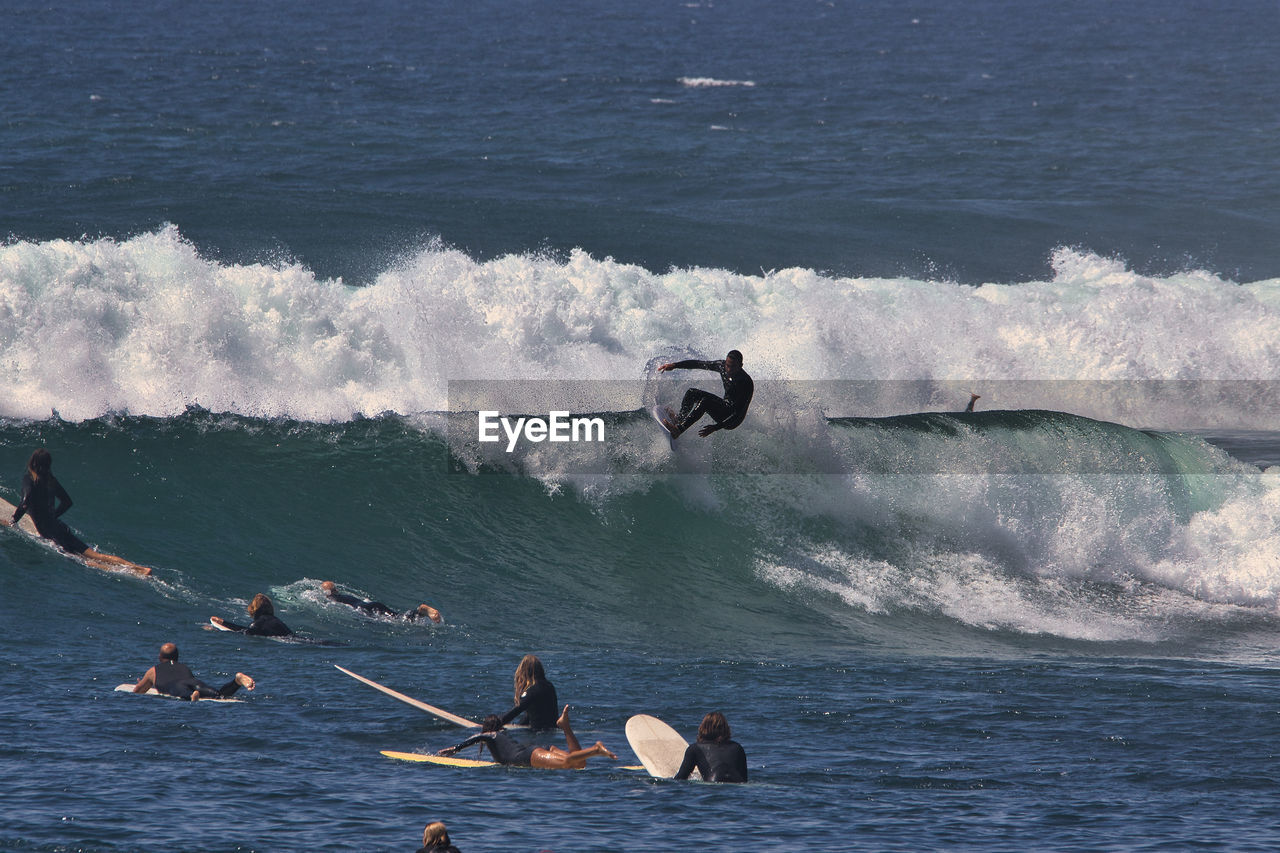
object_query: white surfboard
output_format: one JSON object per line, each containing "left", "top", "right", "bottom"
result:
{"left": 625, "top": 714, "right": 699, "bottom": 779}
{"left": 335, "top": 664, "right": 481, "bottom": 728}
{"left": 208, "top": 616, "right": 234, "bottom": 632}
{"left": 651, "top": 405, "right": 677, "bottom": 449}
{"left": 114, "top": 683, "right": 242, "bottom": 703}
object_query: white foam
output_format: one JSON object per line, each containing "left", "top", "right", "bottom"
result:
{"left": 2, "top": 229, "right": 1279, "bottom": 426}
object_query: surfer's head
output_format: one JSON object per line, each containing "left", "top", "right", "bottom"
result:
{"left": 320, "top": 581, "right": 337, "bottom": 596}
{"left": 422, "top": 823, "right": 451, "bottom": 848}
{"left": 26, "top": 448, "right": 52, "bottom": 481}
{"left": 698, "top": 711, "right": 732, "bottom": 743}
{"left": 725, "top": 350, "right": 743, "bottom": 373}
{"left": 514, "top": 654, "right": 546, "bottom": 699}
{"left": 247, "top": 593, "right": 274, "bottom": 618}
{"left": 480, "top": 714, "right": 504, "bottom": 733}
{"left": 158, "top": 643, "right": 179, "bottom": 661}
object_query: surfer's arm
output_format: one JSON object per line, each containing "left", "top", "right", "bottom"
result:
{"left": 439, "top": 734, "right": 487, "bottom": 756}
{"left": 673, "top": 743, "right": 699, "bottom": 780}
{"left": 210, "top": 616, "right": 248, "bottom": 633}
{"left": 132, "top": 667, "right": 156, "bottom": 693}
{"left": 499, "top": 692, "right": 532, "bottom": 726}
{"left": 658, "top": 359, "right": 719, "bottom": 373}
{"left": 51, "top": 479, "right": 73, "bottom": 518}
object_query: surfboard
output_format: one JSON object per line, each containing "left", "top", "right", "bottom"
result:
{"left": 208, "top": 616, "right": 233, "bottom": 631}
{"left": 0, "top": 496, "right": 39, "bottom": 536}
{"left": 651, "top": 405, "right": 677, "bottom": 449}
{"left": 114, "top": 683, "right": 242, "bottom": 703}
{"left": 334, "top": 664, "right": 481, "bottom": 728}
{"left": 381, "top": 750, "right": 497, "bottom": 768}
{"left": 625, "top": 714, "right": 699, "bottom": 779}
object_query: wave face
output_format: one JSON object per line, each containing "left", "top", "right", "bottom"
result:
{"left": 2, "top": 227, "right": 1279, "bottom": 426}
{"left": 2, "top": 408, "right": 1278, "bottom": 652}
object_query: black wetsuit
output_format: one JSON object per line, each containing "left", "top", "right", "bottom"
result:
{"left": 669, "top": 359, "right": 754, "bottom": 434}
{"left": 12, "top": 471, "right": 88, "bottom": 554}
{"left": 416, "top": 845, "right": 462, "bottom": 853}
{"left": 449, "top": 730, "right": 536, "bottom": 766}
{"left": 327, "top": 589, "right": 426, "bottom": 621}
{"left": 151, "top": 659, "right": 244, "bottom": 700}
{"left": 674, "top": 740, "right": 749, "bottom": 783}
{"left": 218, "top": 614, "right": 293, "bottom": 637}
{"left": 500, "top": 679, "right": 558, "bottom": 730}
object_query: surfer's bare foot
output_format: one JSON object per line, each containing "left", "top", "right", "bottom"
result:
{"left": 235, "top": 672, "right": 255, "bottom": 691}
{"left": 417, "top": 604, "right": 443, "bottom": 623}
{"left": 557, "top": 704, "right": 572, "bottom": 730}
{"left": 594, "top": 741, "right": 617, "bottom": 760}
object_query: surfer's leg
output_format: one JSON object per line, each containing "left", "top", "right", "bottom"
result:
{"left": 212, "top": 672, "right": 256, "bottom": 698}
{"left": 529, "top": 741, "right": 616, "bottom": 770}
{"left": 673, "top": 389, "right": 716, "bottom": 436}
{"left": 406, "top": 604, "right": 443, "bottom": 623}
{"left": 82, "top": 548, "right": 152, "bottom": 576}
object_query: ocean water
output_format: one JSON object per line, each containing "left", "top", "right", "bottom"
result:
{"left": 3, "top": 0, "right": 1280, "bottom": 851}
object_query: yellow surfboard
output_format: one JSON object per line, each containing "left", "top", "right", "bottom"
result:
{"left": 381, "top": 750, "right": 496, "bottom": 768}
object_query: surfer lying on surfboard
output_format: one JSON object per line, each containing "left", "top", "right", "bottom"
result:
{"left": 321, "top": 581, "right": 442, "bottom": 623}
{"left": 211, "top": 593, "right": 294, "bottom": 637}
{"left": 656, "top": 350, "right": 753, "bottom": 439}
{"left": 130, "top": 642, "right": 256, "bottom": 701}
{"left": 438, "top": 706, "right": 616, "bottom": 770}
{"left": 8, "top": 449, "right": 151, "bottom": 575}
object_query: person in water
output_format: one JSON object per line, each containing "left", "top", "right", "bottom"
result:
{"left": 132, "top": 642, "right": 255, "bottom": 701}
{"left": 9, "top": 449, "right": 151, "bottom": 575}
{"left": 674, "top": 711, "right": 748, "bottom": 783}
{"left": 499, "top": 654, "right": 558, "bottom": 730}
{"left": 417, "top": 821, "right": 462, "bottom": 853}
{"left": 656, "top": 350, "right": 754, "bottom": 439}
{"left": 211, "top": 593, "right": 293, "bottom": 637}
{"left": 964, "top": 392, "right": 981, "bottom": 412}
{"left": 438, "top": 706, "right": 616, "bottom": 770}
{"left": 320, "top": 581, "right": 442, "bottom": 623}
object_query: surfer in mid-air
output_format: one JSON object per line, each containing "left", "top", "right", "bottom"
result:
{"left": 438, "top": 705, "right": 616, "bottom": 770}
{"left": 9, "top": 448, "right": 151, "bottom": 575}
{"left": 131, "top": 642, "right": 255, "bottom": 701}
{"left": 656, "top": 350, "right": 754, "bottom": 439}
{"left": 321, "top": 581, "right": 442, "bottom": 623}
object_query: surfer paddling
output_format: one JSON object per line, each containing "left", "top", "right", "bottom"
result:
{"left": 438, "top": 705, "right": 616, "bottom": 770}
{"left": 8, "top": 449, "right": 151, "bottom": 575}
{"left": 132, "top": 642, "right": 255, "bottom": 701}
{"left": 674, "top": 711, "right": 748, "bottom": 783}
{"left": 211, "top": 593, "right": 294, "bottom": 637}
{"left": 321, "top": 581, "right": 442, "bottom": 623}
{"left": 656, "top": 350, "right": 754, "bottom": 439}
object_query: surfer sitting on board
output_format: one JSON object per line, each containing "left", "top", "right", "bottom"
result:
{"left": 132, "top": 642, "right": 255, "bottom": 701}
{"left": 9, "top": 449, "right": 151, "bottom": 575}
{"left": 499, "top": 654, "right": 559, "bottom": 730}
{"left": 674, "top": 711, "right": 748, "bottom": 783}
{"left": 438, "top": 705, "right": 616, "bottom": 770}
{"left": 656, "top": 350, "right": 754, "bottom": 439}
{"left": 321, "top": 581, "right": 442, "bottom": 623}
{"left": 211, "top": 593, "right": 294, "bottom": 637}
